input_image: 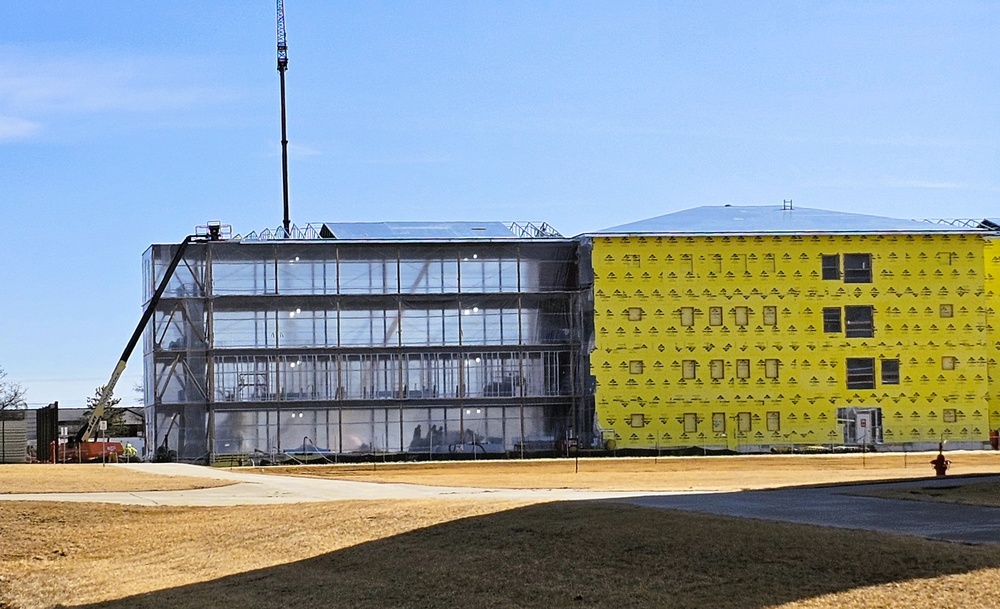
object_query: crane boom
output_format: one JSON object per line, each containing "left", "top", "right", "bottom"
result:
{"left": 277, "top": 0, "right": 291, "bottom": 236}
{"left": 75, "top": 229, "right": 220, "bottom": 444}
{"left": 276, "top": 0, "right": 288, "bottom": 72}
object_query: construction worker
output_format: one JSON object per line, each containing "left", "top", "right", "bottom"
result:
{"left": 123, "top": 442, "right": 138, "bottom": 460}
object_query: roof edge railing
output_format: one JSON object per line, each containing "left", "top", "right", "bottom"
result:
{"left": 234, "top": 221, "right": 566, "bottom": 241}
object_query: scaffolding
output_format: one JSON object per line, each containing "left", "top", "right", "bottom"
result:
{"left": 143, "top": 233, "right": 591, "bottom": 463}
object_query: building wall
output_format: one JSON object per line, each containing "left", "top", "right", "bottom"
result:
{"left": 591, "top": 232, "right": 992, "bottom": 451}
{"left": 984, "top": 236, "right": 1000, "bottom": 438}
{"left": 144, "top": 240, "right": 589, "bottom": 461}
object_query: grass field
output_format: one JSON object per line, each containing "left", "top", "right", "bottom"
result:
{"left": 4, "top": 456, "right": 1000, "bottom": 608}
{"left": 3, "top": 499, "right": 1000, "bottom": 609}
{"left": 0, "top": 464, "right": 233, "bottom": 494}
{"left": 258, "top": 451, "right": 1000, "bottom": 491}
{"left": 857, "top": 479, "right": 1000, "bottom": 508}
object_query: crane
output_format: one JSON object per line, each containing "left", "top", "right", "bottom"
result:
{"left": 277, "top": 0, "right": 291, "bottom": 237}
{"left": 64, "top": 224, "right": 227, "bottom": 462}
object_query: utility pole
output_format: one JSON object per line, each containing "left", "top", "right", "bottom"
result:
{"left": 277, "top": 0, "right": 291, "bottom": 237}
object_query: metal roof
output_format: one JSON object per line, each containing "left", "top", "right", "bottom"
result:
{"left": 319, "top": 221, "right": 519, "bottom": 240}
{"left": 594, "top": 205, "right": 984, "bottom": 235}
{"left": 232, "top": 221, "right": 567, "bottom": 241}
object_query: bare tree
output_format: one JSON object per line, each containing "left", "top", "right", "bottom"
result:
{"left": 0, "top": 366, "right": 26, "bottom": 411}
{"left": 83, "top": 385, "right": 128, "bottom": 437}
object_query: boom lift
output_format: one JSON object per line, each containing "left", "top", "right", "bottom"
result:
{"left": 60, "top": 223, "right": 227, "bottom": 462}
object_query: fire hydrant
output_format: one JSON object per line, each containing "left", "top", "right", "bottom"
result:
{"left": 930, "top": 446, "right": 950, "bottom": 477}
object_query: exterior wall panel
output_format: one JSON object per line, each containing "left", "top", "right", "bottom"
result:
{"left": 592, "top": 232, "right": 992, "bottom": 451}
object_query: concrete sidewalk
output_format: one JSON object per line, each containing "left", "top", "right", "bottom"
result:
{"left": 0, "top": 462, "right": 677, "bottom": 506}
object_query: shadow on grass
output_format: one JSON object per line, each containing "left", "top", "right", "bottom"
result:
{"left": 68, "top": 501, "right": 1000, "bottom": 609}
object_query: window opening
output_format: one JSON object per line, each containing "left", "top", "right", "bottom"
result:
{"left": 710, "top": 359, "right": 725, "bottom": 380}
{"left": 763, "top": 306, "right": 777, "bottom": 326}
{"left": 736, "top": 359, "right": 750, "bottom": 379}
{"left": 844, "top": 306, "right": 874, "bottom": 338}
{"left": 843, "top": 253, "right": 873, "bottom": 283}
{"left": 821, "top": 254, "right": 839, "bottom": 280}
{"left": 627, "top": 307, "right": 643, "bottom": 321}
{"left": 764, "top": 359, "right": 779, "bottom": 379}
{"left": 734, "top": 307, "right": 749, "bottom": 327}
{"left": 709, "top": 306, "right": 723, "bottom": 326}
{"left": 881, "top": 359, "right": 900, "bottom": 385}
{"left": 680, "top": 307, "right": 694, "bottom": 327}
{"left": 630, "top": 413, "right": 645, "bottom": 428}
{"left": 629, "top": 360, "right": 644, "bottom": 375}
{"left": 940, "top": 304, "right": 954, "bottom": 318}
{"left": 682, "top": 360, "right": 697, "bottom": 379}
{"left": 683, "top": 413, "right": 698, "bottom": 433}
{"left": 942, "top": 356, "right": 957, "bottom": 370}
{"left": 822, "top": 307, "right": 842, "bottom": 333}
{"left": 846, "top": 357, "right": 876, "bottom": 389}
{"left": 737, "top": 412, "right": 751, "bottom": 432}
{"left": 766, "top": 411, "right": 780, "bottom": 432}
{"left": 712, "top": 412, "right": 726, "bottom": 433}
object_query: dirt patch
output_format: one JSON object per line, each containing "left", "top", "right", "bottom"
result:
{"left": 3, "top": 500, "right": 1000, "bottom": 609}
{"left": 256, "top": 452, "right": 1000, "bottom": 492}
{"left": 0, "top": 464, "right": 233, "bottom": 494}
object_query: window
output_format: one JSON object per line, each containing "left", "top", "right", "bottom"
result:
{"left": 629, "top": 360, "right": 644, "bottom": 374}
{"left": 712, "top": 412, "right": 726, "bottom": 433}
{"left": 709, "top": 306, "right": 723, "bottom": 326}
{"left": 822, "top": 254, "right": 840, "bottom": 280}
{"left": 736, "top": 359, "right": 750, "bottom": 379}
{"left": 682, "top": 360, "right": 697, "bottom": 379}
{"left": 763, "top": 306, "right": 777, "bottom": 326}
{"left": 823, "top": 307, "right": 842, "bottom": 333}
{"left": 943, "top": 409, "right": 957, "bottom": 423}
{"left": 710, "top": 359, "right": 725, "bottom": 380}
{"left": 846, "top": 357, "right": 876, "bottom": 389}
{"left": 737, "top": 412, "right": 752, "bottom": 432}
{"left": 942, "top": 356, "right": 957, "bottom": 370}
{"left": 766, "top": 411, "right": 780, "bottom": 432}
{"left": 765, "top": 359, "right": 779, "bottom": 379}
{"left": 940, "top": 304, "right": 954, "bottom": 318}
{"left": 734, "top": 306, "right": 749, "bottom": 327}
{"left": 630, "top": 413, "right": 645, "bottom": 428}
{"left": 881, "top": 359, "right": 900, "bottom": 385}
{"left": 843, "top": 253, "right": 873, "bottom": 283}
{"left": 844, "top": 306, "right": 874, "bottom": 338}
{"left": 627, "top": 307, "right": 643, "bottom": 321}
{"left": 683, "top": 413, "right": 698, "bottom": 433}
{"left": 680, "top": 307, "right": 694, "bottom": 327}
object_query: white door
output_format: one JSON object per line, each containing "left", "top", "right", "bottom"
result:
{"left": 855, "top": 412, "right": 873, "bottom": 444}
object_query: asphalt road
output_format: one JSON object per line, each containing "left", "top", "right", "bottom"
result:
{"left": 626, "top": 475, "right": 1000, "bottom": 545}
{"left": 3, "top": 464, "right": 998, "bottom": 545}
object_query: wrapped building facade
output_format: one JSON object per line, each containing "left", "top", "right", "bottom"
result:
{"left": 143, "top": 222, "right": 592, "bottom": 463}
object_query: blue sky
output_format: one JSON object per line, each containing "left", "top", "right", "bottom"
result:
{"left": 2, "top": 1, "right": 998, "bottom": 408}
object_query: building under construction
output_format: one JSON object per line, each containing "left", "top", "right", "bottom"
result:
{"left": 143, "top": 205, "right": 1000, "bottom": 462}
{"left": 142, "top": 222, "right": 592, "bottom": 463}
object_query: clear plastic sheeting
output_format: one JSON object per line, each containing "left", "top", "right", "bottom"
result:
{"left": 211, "top": 404, "right": 566, "bottom": 456}
{"left": 211, "top": 350, "right": 572, "bottom": 404}
{"left": 142, "top": 238, "right": 590, "bottom": 462}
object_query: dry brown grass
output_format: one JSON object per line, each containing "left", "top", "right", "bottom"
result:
{"left": 0, "top": 465, "right": 232, "bottom": 494}
{"left": 0, "top": 499, "right": 532, "bottom": 609}
{"left": 856, "top": 480, "right": 1000, "bottom": 508}
{"left": 3, "top": 499, "right": 1000, "bottom": 609}
{"left": 257, "top": 452, "right": 1000, "bottom": 492}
